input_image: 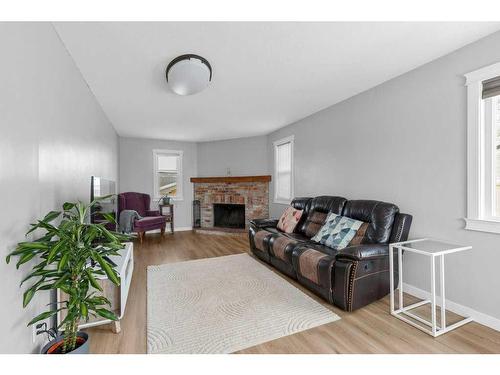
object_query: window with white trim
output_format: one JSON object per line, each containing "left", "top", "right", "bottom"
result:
{"left": 153, "top": 149, "right": 183, "bottom": 200}
{"left": 465, "top": 62, "right": 500, "bottom": 233}
{"left": 273, "top": 135, "right": 294, "bottom": 204}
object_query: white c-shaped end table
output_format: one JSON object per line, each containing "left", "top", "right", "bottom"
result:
{"left": 389, "top": 238, "right": 473, "bottom": 337}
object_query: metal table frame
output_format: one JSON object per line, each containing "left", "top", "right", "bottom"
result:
{"left": 389, "top": 238, "right": 473, "bottom": 337}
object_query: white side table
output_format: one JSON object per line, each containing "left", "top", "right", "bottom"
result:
{"left": 389, "top": 238, "right": 473, "bottom": 337}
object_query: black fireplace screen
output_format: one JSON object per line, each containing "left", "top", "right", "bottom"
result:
{"left": 213, "top": 203, "right": 245, "bottom": 229}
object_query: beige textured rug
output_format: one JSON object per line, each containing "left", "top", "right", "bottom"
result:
{"left": 147, "top": 253, "right": 340, "bottom": 354}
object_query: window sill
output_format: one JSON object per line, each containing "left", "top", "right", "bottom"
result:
{"left": 273, "top": 199, "right": 291, "bottom": 205}
{"left": 155, "top": 197, "right": 184, "bottom": 203}
{"left": 464, "top": 218, "right": 500, "bottom": 234}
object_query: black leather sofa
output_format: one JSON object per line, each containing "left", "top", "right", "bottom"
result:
{"left": 249, "top": 196, "right": 412, "bottom": 311}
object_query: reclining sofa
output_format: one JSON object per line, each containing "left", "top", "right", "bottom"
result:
{"left": 249, "top": 196, "right": 412, "bottom": 311}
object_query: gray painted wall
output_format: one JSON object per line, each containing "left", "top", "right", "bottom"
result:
{"left": 267, "top": 31, "right": 500, "bottom": 320}
{"left": 197, "top": 135, "right": 268, "bottom": 177}
{"left": 0, "top": 23, "right": 118, "bottom": 353}
{"left": 119, "top": 137, "right": 197, "bottom": 229}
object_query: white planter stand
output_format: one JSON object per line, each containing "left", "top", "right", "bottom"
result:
{"left": 389, "top": 238, "right": 473, "bottom": 337}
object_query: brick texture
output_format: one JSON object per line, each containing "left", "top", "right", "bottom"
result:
{"left": 193, "top": 181, "right": 270, "bottom": 228}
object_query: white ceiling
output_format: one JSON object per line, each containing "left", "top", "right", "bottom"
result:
{"left": 54, "top": 22, "right": 500, "bottom": 142}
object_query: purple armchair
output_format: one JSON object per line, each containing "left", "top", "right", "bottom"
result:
{"left": 118, "top": 192, "right": 166, "bottom": 243}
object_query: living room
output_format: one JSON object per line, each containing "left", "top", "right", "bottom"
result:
{"left": 1, "top": 0, "right": 500, "bottom": 372}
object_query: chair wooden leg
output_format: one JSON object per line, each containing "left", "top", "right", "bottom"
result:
{"left": 160, "top": 225, "right": 165, "bottom": 237}
{"left": 138, "top": 231, "right": 144, "bottom": 243}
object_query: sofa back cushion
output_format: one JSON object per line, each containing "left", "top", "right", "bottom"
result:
{"left": 303, "top": 211, "right": 328, "bottom": 237}
{"left": 342, "top": 200, "right": 399, "bottom": 244}
{"left": 297, "top": 196, "right": 347, "bottom": 237}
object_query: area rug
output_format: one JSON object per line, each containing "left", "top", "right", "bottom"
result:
{"left": 147, "top": 253, "right": 340, "bottom": 354}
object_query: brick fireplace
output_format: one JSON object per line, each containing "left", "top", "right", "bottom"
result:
{"left": 191, "top": 176, "right": 271, "bottom": 229}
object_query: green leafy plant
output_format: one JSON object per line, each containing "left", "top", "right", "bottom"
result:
{"left": 6, "top": 197, "right": 130, "bottom": 353}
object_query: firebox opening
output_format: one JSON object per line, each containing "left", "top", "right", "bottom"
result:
{"left": 213, "top": 203, "right": 245, "bottom": 229}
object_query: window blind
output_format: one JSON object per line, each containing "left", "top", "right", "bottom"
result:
{"left": 276, "top": 142, "right": 292, "bottom": 200}
{"left": 482, "top": 76, "right": 500, "bottom": 99}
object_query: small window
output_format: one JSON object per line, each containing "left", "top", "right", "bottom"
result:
{"left": 273, "top": 135, "right": 294, "bottom": 204}
{"left": 465, "top": 63, "right": 500, "bottom": 233}
{"left": 153, "top": 150, "right": 183, "bottom": 200}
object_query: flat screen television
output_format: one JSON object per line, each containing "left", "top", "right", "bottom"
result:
{"left": 90, "top": 176, "right": 117, "bottom": 230}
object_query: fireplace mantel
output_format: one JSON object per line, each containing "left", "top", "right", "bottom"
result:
{"left": 190, "top": 175, "right": 271, "bottom": 184}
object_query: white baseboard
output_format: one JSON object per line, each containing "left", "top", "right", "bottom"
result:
{"left": 173, "top": 226, "right": 193, "bottom": 232}
{"left": 403, "top": 282, "right": 500, "bottom": 332}
{"left": 144, "top": 226, "right": 193, "bottom": 234}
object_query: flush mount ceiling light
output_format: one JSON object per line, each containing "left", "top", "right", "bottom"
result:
{"left": 166, "top": 54, "right": 212, "bottom": 96}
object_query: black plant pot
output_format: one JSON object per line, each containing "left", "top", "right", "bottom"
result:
{"left": 41, "top": 331, "right": 89, "bottom": 354}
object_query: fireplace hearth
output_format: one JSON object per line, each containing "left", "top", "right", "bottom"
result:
{"left": 213, "top": 203, "right": 245, "bottom": 229}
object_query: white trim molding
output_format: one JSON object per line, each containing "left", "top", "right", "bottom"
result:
{"left": 464, "top": 62, "right": 500, "bottom": 234}
{"left": 464, "top": 217, "right": 500, "bottom": 234}
{"left": 145, "top": 226, "right": 193, "bottom": 234}
{"left": 403, "top": 283, "right": 500, "bottom": 333}
{"left": 273, "top": 135, "right": 295, "bottom": 205}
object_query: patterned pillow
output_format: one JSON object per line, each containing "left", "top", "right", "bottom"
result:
{"left": 277, "top": 206, "right": 303, "bottom": 233}
{"left": 311, "top": 212, "right": 366, "bottom": 250}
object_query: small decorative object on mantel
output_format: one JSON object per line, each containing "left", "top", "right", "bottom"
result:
{"left": 226, "top": 167, "right": 232, "bottom": 176}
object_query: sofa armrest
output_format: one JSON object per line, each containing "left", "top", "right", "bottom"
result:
{"left": 389, "top": 213, "right": 413, "bottom": 243}
{"left": 146, "top": 210, "right": 161, "bottom": 217}
{"left": 250, "top": 218, "right": 279, "bottom": 229}
{"left": 335, "top": 244, "right": 389, "bottom": 261}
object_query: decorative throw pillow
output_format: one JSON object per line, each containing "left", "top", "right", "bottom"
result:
{"left": 277, "top": 206, "right": 303, "bottom": 233}
{"left": 311, "top": 212, "right": 366, "bottom": 250}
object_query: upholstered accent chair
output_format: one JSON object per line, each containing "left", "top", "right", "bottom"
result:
{"left": 118, "top": 192, "right": 167, "bottom": 243}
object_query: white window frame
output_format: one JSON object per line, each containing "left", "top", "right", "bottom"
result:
{"left": 273, "top": 135, "right": 295, "bottom": 205}
{"left": 464, "top": 62, "right": 500, "bottom": 234}
{"left": 153, "top": 149, "right": 183, "bottom": 201}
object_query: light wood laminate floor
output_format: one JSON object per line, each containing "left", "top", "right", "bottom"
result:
{"left": 86, "top": 231, "right": 500, "bottom": 354}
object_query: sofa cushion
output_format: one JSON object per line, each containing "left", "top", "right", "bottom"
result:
{"left": 270, "top": 235, "right": 297, "bottom": 262}
{"left": 297, "top": 196, "right": 347, "bottom": 235}
{"left": 253, "top": 230, "right": 271, "bottom": 252}
{"left": 301, "top": 241, "right": 338, "bottom": 257}
{"left": 277, "top": 206, "right": 303, "bottom": 233}
{"left": 297, "top": 249, "right": 328, "bottom": 284}
{"left": 311, "top": 212, "right": 366, "bottom": 250}
{"left": 342, "top": 200, "right": 399, "bottom": 244}
{"left": 292, "top": 247, "right": 336, "bottom": 288}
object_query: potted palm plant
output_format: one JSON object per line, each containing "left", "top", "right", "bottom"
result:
{"left": 6, "top": 197, "right": 130, "bottom": 354}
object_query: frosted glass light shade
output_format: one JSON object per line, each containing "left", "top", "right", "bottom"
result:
{"left": 166, "top": 55, "right": 212, "bottom": 96}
